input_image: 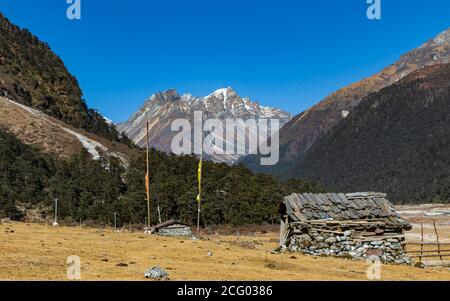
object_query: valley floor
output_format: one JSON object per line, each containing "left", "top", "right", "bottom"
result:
{"left": 1, "top": 209, "right": 450, "bottom": 281}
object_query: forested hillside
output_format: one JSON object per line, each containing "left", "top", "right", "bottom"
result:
{"left": 0, "top": 13, "right": 125, "bottom": 143}
{"left": 289, "top": 64, "right": 450, "bottom": 203}
{"left": 240, "top": 28, "right": 450, "bottom": 177}
{"left": 0, "top": 129, "right": 322, "bottom": 226}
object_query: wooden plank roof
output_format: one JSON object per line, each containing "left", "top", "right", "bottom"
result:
{"left": 281, "top": 192, "right": 411, "bottom": 229}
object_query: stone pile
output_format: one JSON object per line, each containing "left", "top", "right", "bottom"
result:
{"left": 151, "top": 220, "right": 193, "bottom": 237}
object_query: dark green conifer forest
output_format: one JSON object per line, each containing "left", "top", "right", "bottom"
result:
{"left": 0, "top": 129, "right": 323, "bottom": 226}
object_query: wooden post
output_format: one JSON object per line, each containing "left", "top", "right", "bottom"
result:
{"left": 146, "top": 119, "right": 152, "bottom": 230}
{"left": 433, "top": 221, "right": 443, "bottom": 261}
{"left": 420, "top": 223, "right": 424, "bottom": 262}
{"left": 196, "top": 152, "right": 203, "bottom": 238}
{"left": 157, "top": 203, "right": 162, "bottom": 225}
{"left": 52, "top": 198, "right": 59, "bottom": 227}
{"left": 197, "top": 201, "right": 201, "bottom": 238}
{"left": 114, "top": 212, "right": 117, "bottom": 231}
{"left": 54, "top": 198, "right": 58, "bottom": 224}
{"left": 155, "top": 170, "right": 162, "bottom": 225}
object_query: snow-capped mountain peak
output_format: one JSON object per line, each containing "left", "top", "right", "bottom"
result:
{"left": 207, "top": 87, "right": 236, "bottom": 99}
{"left": 117, "top": 87, "right": 292, "bottom": 164}
{"left": 434, "top": 28, "right": 450, "bottom": 45}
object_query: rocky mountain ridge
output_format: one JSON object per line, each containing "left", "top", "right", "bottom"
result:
{"left": 118, "top": 87, "right": 291, "bottom": 163}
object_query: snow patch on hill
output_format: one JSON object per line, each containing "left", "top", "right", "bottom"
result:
{"left": 62, "top": 128, "right": 106, "bottom": 160}
{"left": 4, "top": 98, "right": 128, "bottom": 164}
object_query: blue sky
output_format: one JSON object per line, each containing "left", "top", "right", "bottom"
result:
{"left": 1, "top": 0, "right": 449, "bottom": 122}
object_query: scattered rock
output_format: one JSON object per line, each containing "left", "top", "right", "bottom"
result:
{"left": 116, "top": 263, "right": 128, "bottom": 267}
{"left": 231, "top": 240, "right": 259, "bottom": 249}
{"left": 144, "top": 266, "right": 169, "bottom": 280}
{"left": 265, "top": 262, "right": 278, "bottom": 270}
{"left": 100, "top": 258, "right": 109, "bottom": 262}
{"left": 415, "top": 262, "right": 426, "bottom": 269}
{"left": 207, "top": 251, "right": 213, "bottom": 257}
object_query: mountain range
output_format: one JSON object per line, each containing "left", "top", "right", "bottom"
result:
{"left": 290, "top": 63, "right": 450, "bottom": 202}
{"left": 0, "top": 13, "right": 312, "bottom": 224}
{"left": 117, "top": 87, "right": 291, "bottom": 163}
{"left": 1, "top": 9, "right": 449, "bottom": 204}
{"left": 240, "top": 28, "right": 450, "bottom": 176}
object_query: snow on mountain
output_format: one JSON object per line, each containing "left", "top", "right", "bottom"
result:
{"left": 117, "top": 87, "right": 292, "bottom": 164}
{"left": 103, "top": 116, "right": 114, "bottom": 126}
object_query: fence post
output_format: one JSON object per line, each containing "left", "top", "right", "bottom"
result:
{"left": 433, "top": 221, "right": 443, "bottom": 261}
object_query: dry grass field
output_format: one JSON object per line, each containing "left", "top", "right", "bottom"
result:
{"left": 1, "top": 216, "right": 450, "bottom": 281}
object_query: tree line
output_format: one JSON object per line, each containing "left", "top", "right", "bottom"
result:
{"left": 0, "top": 129, "right": 323, "bottom": 226}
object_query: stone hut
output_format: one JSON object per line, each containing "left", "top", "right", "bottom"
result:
{"left": 279, "top": 192, "right": 412, "bottom": 264}
{"left": 151, "top": 220, "right": 192, "bottom": 237}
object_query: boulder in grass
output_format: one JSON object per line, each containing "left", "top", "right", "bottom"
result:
{"left": 144, "top": 266, "right": 169, "bottom": 280}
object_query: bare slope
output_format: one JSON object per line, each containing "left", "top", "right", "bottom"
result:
{"left": 0, "top": 96, "right": 132, "bottom": 163}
